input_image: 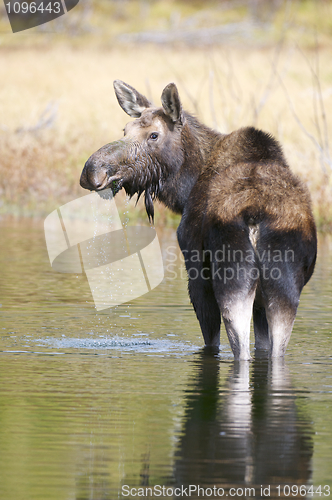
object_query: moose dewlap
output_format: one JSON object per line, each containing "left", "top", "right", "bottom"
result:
{"left": 80, "top": 80, "right": 317, "bottom": 360}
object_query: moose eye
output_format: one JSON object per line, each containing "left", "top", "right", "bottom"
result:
{"left": 149, "top": 132, "right": 159, "bottom": 141}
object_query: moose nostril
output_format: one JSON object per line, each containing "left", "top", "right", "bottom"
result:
{"left": 80, "top": 160, "right": 108, "bottom": 191}
{"left": 94, "top": 179, "right": 104, "bottom": 188}
{"left": 92, "top": 172, "right": 108, "bottom": 189}
{"left": 85, "top": 170, "right": 108, "bottom": 190}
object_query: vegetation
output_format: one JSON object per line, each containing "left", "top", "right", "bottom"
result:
{"left": 1, "top": 0, "right": 332, "bottom": 229}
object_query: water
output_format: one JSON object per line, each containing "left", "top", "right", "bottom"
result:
{"left": 0, "top": 217, "right": 331, "bottom": 500}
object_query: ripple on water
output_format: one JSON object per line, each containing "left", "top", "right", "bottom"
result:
{"left": 31, "top": 335, "right": 203, "bottom": 356}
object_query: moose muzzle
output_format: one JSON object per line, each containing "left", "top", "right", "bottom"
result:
{"left": 80, "top": 140, "right": 127, "bottom": 192}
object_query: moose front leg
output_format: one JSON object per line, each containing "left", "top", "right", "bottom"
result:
{"left": 188, "top": 272, "right": 221, "bottom": 347}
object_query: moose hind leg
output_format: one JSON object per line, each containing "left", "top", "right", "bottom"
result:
{"left": 265, "top": 303, "right": 298, "bottom": 357}
{"left": 220, "top": 290, "right": 256, "bottom": 360}
{"left": 259, "top": 264, "right": 300, "bottom": 357}
{"left": 253, "top": 303, "right": 270, "bottom": 351}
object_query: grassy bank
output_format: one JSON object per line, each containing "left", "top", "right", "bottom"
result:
{"left": 1, "top": 1, "right": 332, "bottom": 229}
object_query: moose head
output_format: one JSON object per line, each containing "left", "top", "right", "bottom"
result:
{"left": 80, "top": 80, "right": 192, "bottom": 221}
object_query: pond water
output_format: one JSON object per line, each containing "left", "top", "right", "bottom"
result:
{"left": 0, "top": 217, "right": 331, "bottom": 500}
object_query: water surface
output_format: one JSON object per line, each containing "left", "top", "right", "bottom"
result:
{"left": 0, "top": 218, "right": 331, "bottom": 500}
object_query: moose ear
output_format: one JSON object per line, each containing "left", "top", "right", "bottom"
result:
{"left": 161, "top": 83, "right": 182, "bottom": 123}
{"left": 113, "top": 80, "right": 151, "bottom": 118}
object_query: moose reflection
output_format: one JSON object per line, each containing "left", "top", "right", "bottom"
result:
{"left": 173, "top": 352, "right": 313, "bottom": 498}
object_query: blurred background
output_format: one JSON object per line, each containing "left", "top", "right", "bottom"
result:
{"left": 1, "top": 4, "right": 332, "bottom": 499}
{"left": 0, "top": 0, "right": 332, "bottom": 228}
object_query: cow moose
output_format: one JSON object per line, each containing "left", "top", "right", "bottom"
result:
{"left": 80, "top": 80, "right": 317, "bottom": 360}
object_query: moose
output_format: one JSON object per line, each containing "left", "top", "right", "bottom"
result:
{"left": 80, "top": 80, "right": 317, "bottom": 360}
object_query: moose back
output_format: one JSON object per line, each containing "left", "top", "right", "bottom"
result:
{"left": 80, "top": 80, "right": 317, "bottom": 360}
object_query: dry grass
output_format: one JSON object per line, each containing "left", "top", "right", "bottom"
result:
{"left": 1, "top": 41, "right": 332, "bottom": 228}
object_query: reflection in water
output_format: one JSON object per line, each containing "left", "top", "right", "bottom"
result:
{"left": 173, "top": 351, "right": 313, "bottom": 498}
{"left": 1, "top": 221, "right": 330, "bottom": 499}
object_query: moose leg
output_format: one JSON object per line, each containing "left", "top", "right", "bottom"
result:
{"left": 188, "top": 276, "right": 221, "bottom": 347}
{"left": 219, "top": 290, "right": 256, "bottom": 360}
{"left": 259, "top": 272, "right": 300, "bottom": 357}
{"left": 265, "top": 303, "right": 298, "bottom": 357}
{"left": 254, "top": 227, "right": 311, "bottom": 357}
{"left": 253, "top": 301, "right": 297, "bottom": 356}
{"left": 253, "top": 302, "right": 270, "bottom": 351}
